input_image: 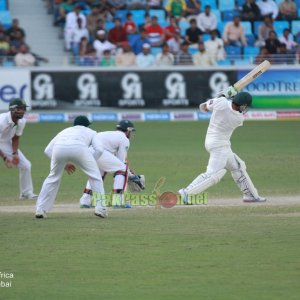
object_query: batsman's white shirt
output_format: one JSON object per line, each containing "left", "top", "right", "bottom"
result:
{"left": 0, "top": 112, "right": 26, "bottom": 143}
{"left": 200, "top": 97, "right": 244, "bottom": 151}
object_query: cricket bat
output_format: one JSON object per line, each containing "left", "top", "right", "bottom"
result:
{"left": 233, "top": 60, "right": 271, "bottom": 92}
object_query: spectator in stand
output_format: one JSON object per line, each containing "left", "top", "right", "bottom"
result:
{"left": 274, "top": 43, "right": 295, "bottom": 64}
{"left": 146, "top": 0, "right": 163, "bottom": 10}
{"left": 223, "top": 16, "right": 247, "bottom": 47}
{"left": 131, "top": 27, "right": 151, "bottom": 54}
{"left": 79, "top": 48, "right": 99, "bottom": 66}
{"left": 165, "top": 0, "right": 186, "bottom": 19}
{"left": 193, "top": 42, "right": 215, "bottom": 66}
{"left": 64, "top": 4, "right": 86, "bottom": 51}
{"left": 14, "top": 44, "right": 36, "bottom": 67}
{"left": 145, "top": 16, "right": 165, "bottom": 47}
{"left": 108, "top": 18, "right": 127, "bottom": 47}
{"left": 100, "top": 49, "right": 116, "bottom": 66}
{"left": 175, "top": 41, "right": 193, "bottom": 65}
{"left": 93, "top": 19, "right": 106, "bottom": 40}
{"left": 185, "top": 0, "right": 201, "bottom": 20}
{"left": 255, "top": 46, "right": 272, "bottom": 64}
{"left": 265, "top": 30, "right": 281, "bottom": 54}
{"left": 256, "top": 15, "right": 274, "bottom": 47}
{"left": 167, "top": 30, "right": 182, "bottom": 54}
{"left": 116, "top": 41, "right": 136, "bottom": 66}
{"left": 87, "top": 4, "right": 103, "bottom": 37}
{"left": 185, "top": 18, "right": 202, "bottom": 47}
{"left": 124, "top": 12, "right": 137, "bottom": 35}
{"left": 197, "top": 5, "right": 217, "bottom": 35}
{"left": 0, "top": 33, "right": 9, "bottom": 61}
{"left": 204, "top": 29, "right": 226, "bottom": 62}
{"left": 241, "top": 0, "right": 261, "bottom": 22}
{"left": 156, "top": 43, "right": 174, "bottom": 65}
{"left": 55, "top": 0, "right": 74, "bottom": 27}
{"left": 6, "top": 19, "right": 26, "bottom": 42}
{"left": 93, "top": 30, "right": 116, "bottom": 59}
{"left": 256, "top": 0, "right": 279, "bottom": 20}
{"left": 164, "top": 16, "right": 180, "bottom": 42}
{"left": 279, "top": 0, "right": 297, "bottom": 20}
{"left": 108, "top": 0, "right": 127, "bottom": 15}
{"left": 279, "top": 28, "right": 298, "bottom": 52}
{"left": 72, "top": 18, "right": 89, "bottom": 56}
{"left": 9, "top": 30, "right": 24, "bottom": 50}
{"left": 136, "top": 43, "right": 155, "bottom": 67}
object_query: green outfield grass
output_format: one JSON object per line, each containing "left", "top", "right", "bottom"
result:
{"left": 0, "top": 121, "right": 300, "bottom": 299}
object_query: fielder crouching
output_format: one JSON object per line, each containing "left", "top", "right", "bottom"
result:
{"left": 179, "top": 87, "right": 266, "bottom": 203}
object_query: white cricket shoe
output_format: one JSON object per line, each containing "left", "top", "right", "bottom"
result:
{"left": 95, "top": 207, "right": 108, "bottom": 218}
{"left": 35, "top": 209, "right": 47, "bottom": 219}
{"left": 243, "top": 195, "right": 267, "bottom": 203}
{"left": 178, "top": 188, "right": 189, "bottom": 205}
{"left": 20, "top": 193, "right": 38, "bottom": 200}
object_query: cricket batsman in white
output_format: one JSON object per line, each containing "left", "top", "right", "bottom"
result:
{"left": 80, "top": 120, "right": 144, "bottom": 208}
{"left": 179, "top": 89, "right": 266, "bottom": 203}
{"left": 35, "top": 116, "right": 107, "bottom": 219}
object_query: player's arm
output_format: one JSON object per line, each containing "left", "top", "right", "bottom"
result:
{"left": 11, "top": 135, "right": 20, "bottom": 165}
{"left": 44, "top": 136, "right": 57, "bottom": 159}
{"left": 116, "top": 139, "right": 130, "bottom": 163}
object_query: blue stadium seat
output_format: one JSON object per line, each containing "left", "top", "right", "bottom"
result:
{"left": 0, "top": 0, "right": 7, "bottom": 11}
{"left": 105, "top": 21, "right": 115, "bottom": 31}
{"left": 211, "top": 9, "right": 221, "bottom": 20}
{"left": 222, "top": 10, "right": 240, "bottom": 22}
{"left": 219, "top": 0, "right": 235, "bottom": 11}
{"left": 253, "top": 21, "right": 261, "bottom": 36}
{"left": 236, "top": 0, "right": 245, "bottom": 8}
{"left": 233, "top": 58, "right": 250, "bottom": 65}
{"left": 0, "top": 10, "right": 11, "bottom": 28}
{"left": 131, "top": 10, "right": 145, "bottom": 25}
{"left": 202, "top": 33, "right": 211, "bottom": 42}
{"left": 179, "top": 20, "right": 190, "bottom": 37}
{"left": 273, "top": 21, "right": 290, "bottom": 36}
{"left": 201, "top": 0, "right": 217, "bottom": 10}
{"left": 225, "top": 45, "right": 242, "bottom": 56}
{"left": 241, "top": 21, "right": 252, "bottom": 35}
{"left": 246, "top": 34, "right": 255, "bottom": 46}
{"left": 115, "top": 10, "right": 128, "bottom": 23}
{"left": 159, "top": 20, "right": 169, "bottom": 28}
{"left": 218, "top": 22, "right": 226, "bottom": 35}
{"left": 151, "top": 47, "right": 162, "bottom": 55}
{"left": 291, "top": 20, "right": 300, "bottom": 35}
{"left": 188, "top": 47, "right": 198, "bottom": 55}
{"left": 244, "top": 46, "right": 259, "bottom": 57}
{"left": 218, "top": 59, "right": 232, "bottom": 65}
{"left": 149, "top": 9, "right": 165, "bottom": 23}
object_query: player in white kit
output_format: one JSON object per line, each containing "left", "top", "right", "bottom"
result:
{"left": 79, "top": 120, "right": 136, "bottom": 208}
{"left": 0, "top": 99, "right": 37, "bottom": 200}
{"left": 179, "top": 91, "right": 266, "bottom": 203}
{"left": 35, "top": 116, "right": 107, "bottom": 219}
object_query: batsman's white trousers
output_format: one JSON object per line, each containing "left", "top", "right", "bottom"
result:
{"left": 36, "top": 145, "right": 104, "bottom": 212}
{"left": 0, "top": 142, "right": 34, "bottom": 196}
{"left": 80, "top": 150, "right": 126, "bottom": 206}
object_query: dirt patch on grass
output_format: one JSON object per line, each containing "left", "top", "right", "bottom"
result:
{"left": 0, "top": 195, "right": 299, "bottom": 213}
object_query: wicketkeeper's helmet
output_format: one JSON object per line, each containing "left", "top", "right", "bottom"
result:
{"left": 116, "top": 120, "right": 135, "bottom": 139}
{"left": 232, "top": 92, "right": 252, "bottom": 113}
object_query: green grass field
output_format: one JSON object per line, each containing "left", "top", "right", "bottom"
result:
{"left": 0, "top": 121, "right": 300, "bottom": 299}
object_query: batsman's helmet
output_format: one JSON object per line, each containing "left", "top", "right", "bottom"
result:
{"left": 232, "top": 92, "right": 252, "bottom": 113}
{"left": 73, "top": 115, "right": 91, "bottom": 127}
{"left": 9, "top": 99, "right": 28, "bottom": 111}
{"left": 116, "top": 120, "right": 135, "bottom": 139}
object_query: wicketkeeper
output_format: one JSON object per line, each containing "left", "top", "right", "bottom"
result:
{"left": 179, "top": 88, "right": 266, "bottom": 203}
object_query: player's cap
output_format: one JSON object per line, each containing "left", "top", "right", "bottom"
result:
{"left": 9, "top": 99, "right": 28, "bottom": 110}
{"left": 233, "top": 92, "right": 252, "bottom": 107}
{"left": 73, "top": 115, "right": 91, "bottom": 127}
{"left": 142, "top": 43, "right": 151, "bottom": 49}
{"left": 97, "top": 30, "right": 105, "bottom": 35}
{"left": 116, "top": 120, "right": 135, "bottom": 132}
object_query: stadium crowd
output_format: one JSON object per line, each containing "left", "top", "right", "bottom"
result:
{"left": 1, "top": 0, "right": 300, "bottom": 66}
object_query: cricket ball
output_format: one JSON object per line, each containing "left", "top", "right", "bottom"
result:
{"left": 159, "top": 192, "right": 178, "bottom": 208}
